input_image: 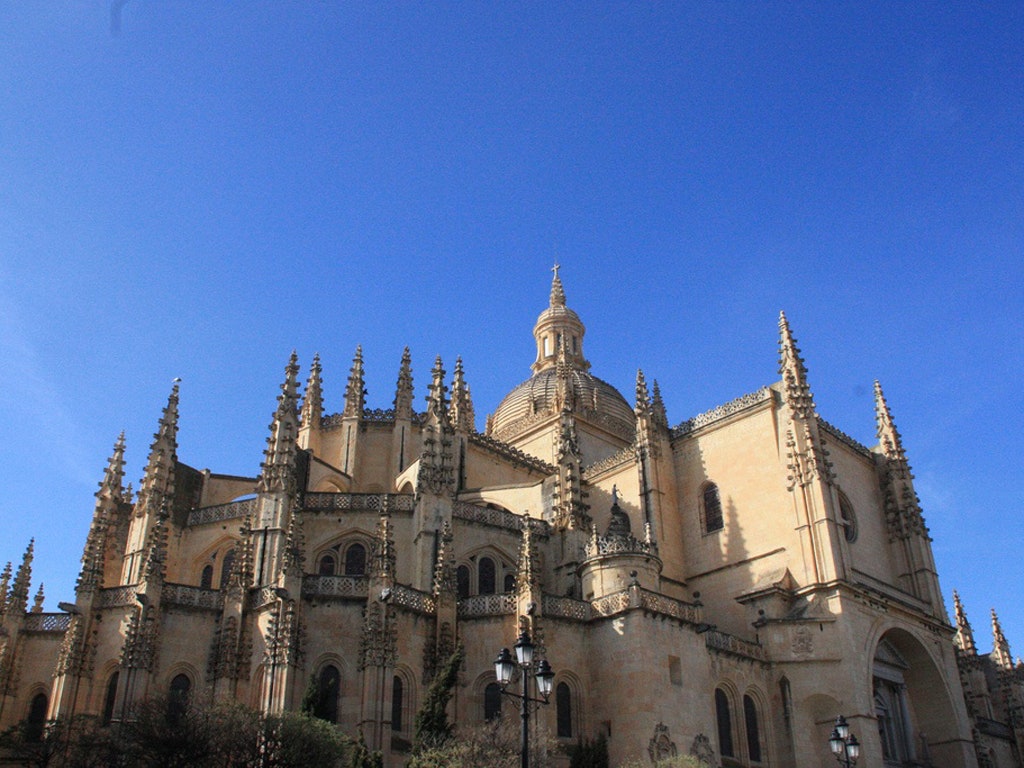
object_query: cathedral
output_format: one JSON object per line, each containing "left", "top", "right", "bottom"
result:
{"left": 0, "top": 270, "right": 1020, "bottom": 767}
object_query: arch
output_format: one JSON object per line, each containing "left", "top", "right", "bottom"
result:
{"left": 478, "top": 556, "right": 497, "bottom": 595}
{"left": 102, "top": 670, "right": 120, "bottom": 725}
{"left": 837, "top": 490, "right": 858, "bottom": 542}
{"left": 25, "top": 689, "right": 48, "bottom": 742}
{"left": 313, "top": 477, "right": 348, "bottom": 493}
{"left": 219, "top": 549, "right": 236, "bottom": 588}
{"left": 743, "top": 692, "right": 763, "bottom": 763}
{"left": 392, "top": 675, "right": 404, "bottom": 733}
{"left": 715, "top": 686, "right": 736, "bottom": 759}
{"left": 503, "top": 572, "right": 515, "bottom": 593}
{"left": 200, "top": 564, "right": 214, "bottom": 589}
{"left": 313, "top": 663, "right": 341, "bottom": 723}
{"left": 456, "top": 565, "right": 470, "bottom": 599}
{"left": 317, "top": 551, "right": 337, "bottom": 576}
{"left": 701, "top": 482, "right": 724, "bottom": 534}
{"left": 556, "top": 681, "right": 573, "bottom": 738}
{"left": 484, "top": 682, "right": 502, "bottom": 721}
{"left": 391, "top": 665, "right": 416, "bottom": 736}
{"left": 168, "top": 673, "right": 192, "bottom": 722}
{"left": 344, "top": 542, "right": 367, "bottom": 576}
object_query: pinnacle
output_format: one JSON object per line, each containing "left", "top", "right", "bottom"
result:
{"left": 777, "top": 311, "right": 815, "bottom": 420}
{"left": 874, "top": 379, "right": 907, "bottom": 462}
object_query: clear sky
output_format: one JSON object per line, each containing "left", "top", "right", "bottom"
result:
{"left": 1, "top": 4, "right": 1021, "bottom": 651}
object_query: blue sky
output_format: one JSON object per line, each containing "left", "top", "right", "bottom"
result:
{"left": 1, "top": 3, "right": 1021, "bottom": 650}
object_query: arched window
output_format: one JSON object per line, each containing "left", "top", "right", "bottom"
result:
{"left": 838, "top": 492, "right": 858, "bottom": 542}
{"left": 484, "top": 682, "right": 502, "bottom": 721}
{"left": 318, "top": 553, "right": 337, "bottom": 576}
{"left": 702, "top": 484, "right": 724, "bottom": 534}
{"left": 504, "top": 573, "right": 515, "bottom": 593}
{"left": 344, "top": 543, "right": 367, "bottom": 576}
{"left": 392, "top": 676, "right": 404, "bottom": 732}
{"left": 168, "top": 674, "right": 191, "bottom": 723}
{"left": 220, "top": 550, "right": 236, "bottom": 588}
{"left": 200, "top": 564, "right": 214, "bottom": 589}
{"left": 479, "top": 557, "right": 496, "bottom": 595}
{"left": 744, "top": 694, "right": 762, "bottom": 762}
{"left": 25, "top": 692, "right": 47, "bottom": 742}
{"left": 457, "top": 565, "right": 470, "bottom": 599}
{"left": 314, "top": 665, "right": 341, "bottom": 723}
{"left": 102, "top": 671, "right": 119, "bottom": 725}
{"left": 556, "top": 682, "right": 573, "bottom": 738}
{"left": 715, "top": 688, "right": 734, "bottom": 758}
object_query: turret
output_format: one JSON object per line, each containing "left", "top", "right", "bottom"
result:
{"left": 532, "top": 265, "right": 589, "bottom": 374}
{"left": 298, "top": 353, "right": 323, "bottom": 454}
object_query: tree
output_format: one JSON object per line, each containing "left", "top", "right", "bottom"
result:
{"left": 569, "top": 733, "right": 609, "bottom": 768}
{"left": 411, "top": 644, "right": 464, "bottom": 753}
{"left": 348, "top": 730, "right": 384, "bottom": 768}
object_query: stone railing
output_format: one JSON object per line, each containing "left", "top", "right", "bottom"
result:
{"left": 23, "top": 613, "right": 72, "bottom": 632}
{"left": 585, "top": 533, "right": 657, "bottom": 559}
{"left": 458, "top": 593, "right": 516, "bottom": 618}
{"left": 249, "top": 586, "right": 286, "bottom": 610}
{"left": 636, "top": 589, "right": 699, "bottom": 623}
{"left": 321, "top": 412, "right": 425, "bottom": 429}
{"left": 162, "top": 583, "right": 224, "bottom": 611}
{"left": 542, "top": 595, "right": 592, "bottom": 622}
{"left": 452, "top": 501, "right": 550, "bottom": 536}
{"left": 390, "top": 584, "right": 436, "bottom": 615}
{"left": 583, "top": 446, "right": 636, "bottom": 480}
{"left": 96, "top": 585, "right": 138, "bottom": 608}
{"left": 672, "top": 387, "right": 773, "bottom": 438}
{"left": 469, "top": 433, "right": 556, "bottom": 475}
{"left": 590, "top": 590, "right": 631, "bottom": 618}
{"left": 303, "top": 493, "right": 415, "bottom": 513}
{"left": 819, "top": 418, "right": 873, "bottom": 458}
{"left": 187, "top": 498, "right": 257, "bottom": 527}
{"left": 704, "top": 629, "right": 767, "bottom": 661}
{"left": 302, "top": 575, "right": 369, "bottom": 599}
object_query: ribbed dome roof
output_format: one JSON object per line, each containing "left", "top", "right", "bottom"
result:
{"left": 490, "top": 368, "right": 635, "bottom": 443}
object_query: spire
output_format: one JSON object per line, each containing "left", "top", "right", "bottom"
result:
{"left": 634, "top": 369, "right": 651, "bottom": 419}
{"left": 0, "top": 562, "right": 11, "bottom": 616}
{"left": 300, "top": 353, "right": 323, "bottom": 429}
{"left": 136, "top": 381, "right": 180, "bottom": 517}
{"left": 651, "top": 380, "right": 668, "bottom": 429}
{"left": 432, "top": 521, "right": 455, "bottom": 597}
{"left": 516, "top": 515, "right": 539, "bottom": 596}
{"left": 258, "top": 353, "right": 301, "bottom": 496}
{"left": 100, "top": 432, "right": 127, "bottom": 501}
{"left": 426, "top": 355, "right": 448, "bottom": 420}
{"left": 778, "top": 312, "right": 815, "bottom": 420}
{"left": 449, "top": 357, "right": 475, "bottom": 432}
{"left": 393, "top": 347, "right": 414, "bottom": 419}
{"left": 991, "top": 609, "right": 1013, "bottom": 669}
{"left": 372, "top": 497, "right": 396, "bottom": 583}
{"left": 31, "top": 584, "right": 44, "bottom": 613}
{"left": 874, "top": 380, "right": 907, "bottom": 464}
{"left": 550, "top": 263, "right": 566, "bottom": 307}
{"left": 343, "top": 346, "right": 366, "bottom": 418}
{"left": 78, "top": 434, "right": 127, "bottom": 593}
{"left": 9, "top": 540, "right": 34, "bottom": 615}
{"left": 952, "top": 591, "right": 977, "bottom": 654}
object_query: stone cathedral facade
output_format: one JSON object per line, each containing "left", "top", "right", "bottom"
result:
{"left": 0, "top": 271, "right": 1021, "bottom": 768}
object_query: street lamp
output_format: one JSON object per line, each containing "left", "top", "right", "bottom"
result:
{"left": 494, "top": 628, "right": 556, "bottom": 768}
{"left": 828, "top": 715, "right": 860, "bottom": 768}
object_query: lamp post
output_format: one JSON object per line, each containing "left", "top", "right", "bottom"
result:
{"left": 494, "top": 628, "right": 556, "bottom": 768}
{"left": 828, "top": 715, "right": 861, "bottom": 768}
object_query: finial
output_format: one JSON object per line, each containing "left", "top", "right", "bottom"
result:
{"left": 550, "top": 264, "right": 566, "bottom": 307}
{"left": 31, "top": 583, "right": 44, "bottom": 613}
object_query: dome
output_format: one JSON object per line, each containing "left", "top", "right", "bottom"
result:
{"left": 490, "top": 367, "right": 635, "bottom": 444}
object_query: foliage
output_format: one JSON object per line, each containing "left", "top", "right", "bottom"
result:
{"left": 348, "top": 730, "right": 383, "bottom": 768}
{"left": 263, "top": 710, "right": 349, "bottom": 768}
{"left": 616, "top": 755, "right": 702, "bottom": 768}
{"left": 411, "top": 643, "right": 464, "bottom": 753}
{"left": 569, "top": 733, "right": 609, "bottom": 768}
{"left": 407, "top": 716, "right": 557, "bottom": 768}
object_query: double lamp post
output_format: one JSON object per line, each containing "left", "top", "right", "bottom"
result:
{"left": 494, "top": 629, "right": 555, "bottom": 768}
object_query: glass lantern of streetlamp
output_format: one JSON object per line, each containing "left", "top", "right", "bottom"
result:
{"left": 847, "top": 735, "right": 860, "bottom": 761}
{"left": 834, "top": 715, "right": 850, "bottom": 740}
{"left": 514, "top": 630, "right": 535, "bottom": 667}
{"left": 535, "top": 659, "right": 555, "bottom": 699}
{"left": 494, "top": 648, "right": 515, "bottom": 686}
{"left": 829, "top": 730, "right": 844, "bottom": 756}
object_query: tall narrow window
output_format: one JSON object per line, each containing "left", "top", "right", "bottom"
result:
{"left": 102, "top": 671, "right": 119, "bottom": 725}
{"left": 168, "top": 674, "right": 191, "bottom": 723}
{"left": 556, "top": 682, "right": 573, "bottom": 738}
{"left": 744, "top": 694, "right": 762, "bottom": 762}
{"left": 318, "top": 553, "right": 337, "bottom": 576}
{"left": 715, "top": 688, "right": 734, "bottom": 758}
{"left": 702, "top": 483, "right": 724, "bottom": 534}
{"left": 25, "top": 693, "right": 47, "bottom": 742}
{"left": 200, "top": 564, "right": 214, "bottom": 589}
{"left": 457, "top": 565, "right": 470, "bottom": 599}
{"left": 344, "top": 543, "right": 367, "bottom": 575}
{"left": 484, "top": 682, "right": 502, "bottom": 721}
{"left": 220, "top": 550, "right": 236, "bottom": 588}
{"left": 478, "top": 557, "right": 496, "bottom": 595}
{"left": 838, "top": 492, "right": 858, "bottom": 542}
{"left": 504, "top": 573, "right": 515, "bottom": 593}
{"left": 315, "top": 665, "right": 341, "bottom": 723}
{"left": 392, "top": 676, "right": 404, "bottom": 732}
